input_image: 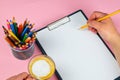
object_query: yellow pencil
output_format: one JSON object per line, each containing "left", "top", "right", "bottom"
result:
{"left": 8, "top": 30, "right": 21, "bottom": 42}
{"left": 80, "top": 9, "right": 120, "bottom": 30}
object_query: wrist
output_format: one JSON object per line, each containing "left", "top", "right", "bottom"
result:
{"left": 108, "top": 32, "right": 120, "bottom": 46}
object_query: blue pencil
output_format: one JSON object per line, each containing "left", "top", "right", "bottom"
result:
{"left": 27, "top": 31, "right": 33, "bottom": 37}
{"left": 10, "top": 20, "right": 16, "bottom": 35}
{"left": 21, "top": 26, "right": 29, "bottom": 38}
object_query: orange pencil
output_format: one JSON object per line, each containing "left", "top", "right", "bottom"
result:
{"left": 31, "top": 36, "right": 36, "bottom": 42}
{"left": 25, "top": 37, "right": 31, "bottom": 43}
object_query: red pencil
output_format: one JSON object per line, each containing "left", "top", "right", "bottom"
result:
{"left": 18, "top": 24, "right": 23, "bottom": 35}
{"left": 6, "top": 20, "right": 11, "bottom": 30}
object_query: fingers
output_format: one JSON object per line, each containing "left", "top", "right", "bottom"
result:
{"left": 87, "top": 11, "right": 107, "bottom": 31}
{"left": 88, "top": 11, "right": 107, "bottom": 21}
{"left": 26, "top": 75, "right": 35, "bottom": 80}
{"left": 26, "top": 77, "right": 33, "bottom": 80}
{"left": 88, "top": 11, "right": 114, "bottom": 31}
{"left": 88, "top": 11, "right": 112, "bottom": 23}
{"left": 88, "top": 20, "right": 102, "bottom": 31}
{"left": 7, "top": 72, "right": 36, "bottom": 80}
{"left": 16, "top": 72, "right": 28, "bottom": 80}
{"left": 88, "top": 27, "right": 97, "bottom": 33}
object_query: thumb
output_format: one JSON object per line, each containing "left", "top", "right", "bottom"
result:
{"left": 88, "top": 20, "right": 102, "bottom": 30}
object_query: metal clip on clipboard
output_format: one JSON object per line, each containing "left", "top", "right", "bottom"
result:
{"left": 47, "top": 17, "right": 70, "bottom": 31}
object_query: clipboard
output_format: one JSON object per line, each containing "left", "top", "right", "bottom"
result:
{"left": 35, "top": 10, "right": 120, "bottom": 80}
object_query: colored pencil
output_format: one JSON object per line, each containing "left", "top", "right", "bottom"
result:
{"left": 3, "top": 18, "right": 36, "bottom": 50}
{"left": 27, "top": 31, "right": 33, "bottom": 37}
{"left": 12, "top": 17, "right": 18, "bottom": 37}
{"left": 5, "top": 36, "right": 16, "bottom": 48}
{"left": 8, "top": 30, "right": 21, "bottom": 42}
{"left": 8, "top": 34, "right": 18, "bottom": 43}
{"left": 23, "top": 18, "right": 27, "bottom": 28}
{"left": 10, "top": 20, "right": 16, "bottom": 35}
{"left": 21, "top": 25, "right": 31, "bottom": 38}
{"left": 18, "top": 24, "right": 23, "bottom": 35}
{"left": 6, "top": 20, "right": 11, "bottom": 30}
{"left": 25, "top": 37, "right": 31, "bottom": 43}
{"left": 2, "top": 26, "right": 8, "bottom": 34}
{"left": 22, "top": 33, "right": 28, "bottom": 42}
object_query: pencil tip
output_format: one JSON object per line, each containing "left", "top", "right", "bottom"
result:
{"left": 80, "top": 27, "right": 84, "bottom": 30}
{"left": 10, "top": 20, "right": 12, "bottom": 22}
{"left": 2, "top": 25, "right": 4, "bottom": 28}
{"left": 13, "top": 16, "right": 15, "bottom": 19}
{"left": 6, "top": 19, "right": 9, "bottom": 22}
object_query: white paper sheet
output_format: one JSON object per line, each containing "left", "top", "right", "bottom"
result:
{"left": 36, "top": 11, "right": 120, "bottom": 80}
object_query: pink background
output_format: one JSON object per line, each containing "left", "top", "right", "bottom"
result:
{"left": 0, "top": 0, "right": 120, "bottom": 80}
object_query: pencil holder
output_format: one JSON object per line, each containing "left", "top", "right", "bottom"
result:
{"left": 11, "top": 42, "right": 35, "bottom": 60}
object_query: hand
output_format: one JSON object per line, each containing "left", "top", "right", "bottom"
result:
{"left": 7, "top": 72, "right": 36, "bottom": 80}
{"left": 88, "top": 11, "right": 120, "bottom": 66}
{"left": 88, "top": 11, "right": 120, "bottom": 43}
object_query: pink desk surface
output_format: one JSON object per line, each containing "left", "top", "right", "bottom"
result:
{"left": 0, "top": 0, "right": 120, "bottom": 80}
